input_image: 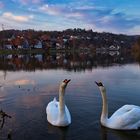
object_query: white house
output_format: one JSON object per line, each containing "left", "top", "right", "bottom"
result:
{"left": 108, "top": 45, "right": 120, "bottom": 51}
{"left": 34, "top": 41, "right": 42, "bottom": 48}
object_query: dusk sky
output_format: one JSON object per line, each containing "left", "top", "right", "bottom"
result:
{"left": 0, "top": 0, "right": 140, "bottom": 35}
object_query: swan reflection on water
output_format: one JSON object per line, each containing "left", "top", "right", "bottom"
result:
{"left": 47, "top": 123, "right": 69, "bottom": 140}
{"left": 47, "top": 121, "right": 140, "bottom": 140}
{"left": 101, "top": 125, "right": 140, "bottom": 140}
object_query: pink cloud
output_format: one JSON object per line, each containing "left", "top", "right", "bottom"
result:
{"left": 39, "top": 4, "right": 61, "bottom": 16}
{"left": 32, "top": 0, "right": 42, "bottom": 4}
{"left": 2, "top": 12, "right": 34, "bottom": 22}
{"left": 0, "top": 1, "right": 4, "bottom": 9}
{"left": 65, "top": 12, "right": 84, "bottom": 18}
{"left": 20, "top": 0, "right": 42, "bottom": 5}
{"left": 20, "top": 0, "right": 28, "bottom": 5}
{"left": 14, "top": 79, "right": 35, "bottom": 85}
{"left": 39, "top": 4, "right": 84, "bottom": 18}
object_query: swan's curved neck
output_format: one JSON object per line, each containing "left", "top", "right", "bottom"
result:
{"left": 59, "top": 87, "right": 65, "bottom": 114}
{"left": 99, "top": 87, "right": 108, "bottom": 125}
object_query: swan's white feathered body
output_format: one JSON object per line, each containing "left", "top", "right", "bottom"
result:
{"left": 46, "top": 98, "right": 71, "bottom": 126}
{"left": 46, "top": 79, "right": 71, "bottom": 127}
{"left": 107, "top": 105, "right": 140, "bottom": 130}
{"left": 95, "top": 82, "right": 140, "bottom": 130}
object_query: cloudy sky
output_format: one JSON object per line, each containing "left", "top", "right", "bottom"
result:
{"left": 0, "top": 0, "right": 140, "bottom": 35}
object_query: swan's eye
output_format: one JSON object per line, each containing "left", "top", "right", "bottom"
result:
{"left": 63, "top": 79, "right": 71, "bottom": 84}
{"left": 98, "top": 82, "right": 103, "bottom": 86}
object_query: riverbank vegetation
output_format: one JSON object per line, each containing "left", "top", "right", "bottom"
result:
{"left": 132, "top": 37, "right": 140, "bottom": 62}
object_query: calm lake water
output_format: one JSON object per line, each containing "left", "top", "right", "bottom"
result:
{"left": 0, "top": 52, "right": 140, "bottom": 140}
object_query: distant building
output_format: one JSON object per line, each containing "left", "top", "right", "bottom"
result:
{"left": 108, "top": 45, "right": 120, "bottom": 51}
{"left": 23, "top": 39, "right": 29, "bottom": 49}
{"left": 5, "top": 44, "right": 12, "bottom": 49}
{"left": 34, "top": 41, "right": 42, "bottom": 48}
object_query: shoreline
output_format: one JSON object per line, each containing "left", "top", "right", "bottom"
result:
{"left": 0, "top": 48, "right": 92, "bottom": 55}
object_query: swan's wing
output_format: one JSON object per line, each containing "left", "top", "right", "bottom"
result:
{"left": 110, "top": 105, "right": 139, "bottom": 118}
{"left": 109, "top": 105, "right": 140, "bottom": 129}
{"left": 46, "top": 98, "right": 59, "bottom": 125}
{"left": 65, "top": 105, "right": 71, "bottom": 124}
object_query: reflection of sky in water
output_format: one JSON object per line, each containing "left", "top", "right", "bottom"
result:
{"left": 0, "top": 64, "right": 140, "bottom": 140}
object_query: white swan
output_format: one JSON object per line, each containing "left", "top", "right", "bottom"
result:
{"left": 95, "top": 81, "right": 140, "bottom": 130}
{"left": 46, "top": 79, "right": 71, "bottom": 127}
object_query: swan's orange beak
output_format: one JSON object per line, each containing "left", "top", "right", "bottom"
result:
{"left": 63, "top": 79, "right": 71, "bottom": 84}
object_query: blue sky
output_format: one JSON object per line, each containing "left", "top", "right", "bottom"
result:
{"left": 0, "top": 0, "right": 140, "bottom": 35}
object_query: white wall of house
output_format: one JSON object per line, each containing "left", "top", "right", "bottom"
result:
{"left": 34, "top": 41, "right": 42, "bottom": 48}
{"left": 109, "top": 45, "right": 120, "bottom": 51}
{"left": 5, "top": 44, "right": 12, "bottom": 49}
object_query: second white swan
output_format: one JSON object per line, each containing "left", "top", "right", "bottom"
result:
{"left": 95, "top": 81, "right": 140, "bottom": 130}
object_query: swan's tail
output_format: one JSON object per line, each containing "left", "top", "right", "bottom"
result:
{"left": 53, "top": 97, "right": 57, "bottom": 102}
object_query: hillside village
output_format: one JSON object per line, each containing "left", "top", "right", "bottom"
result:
{"left": 0, "top": 28, "right": 138, "bottom": 54}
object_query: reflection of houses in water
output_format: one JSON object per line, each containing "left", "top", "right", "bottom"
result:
{"left": 34, "top": 54, "right": 43, "bottom": 62}
{"left": 109, "top": 51, "right": 120, "bottom": 56}
{"left": 96, "top": 45, "right": 121, "bottom": 56}
{"left": 0, "top": 51, "right": 134, "bottom": 71}
{"left": 6, "top": 54, "right": 12, "bottom": 59}
{"left": 108, "top": 45, "right": 120, "bottom": 56}
{"left": 96, "top": 47, "right": 107, "bottom": 54}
